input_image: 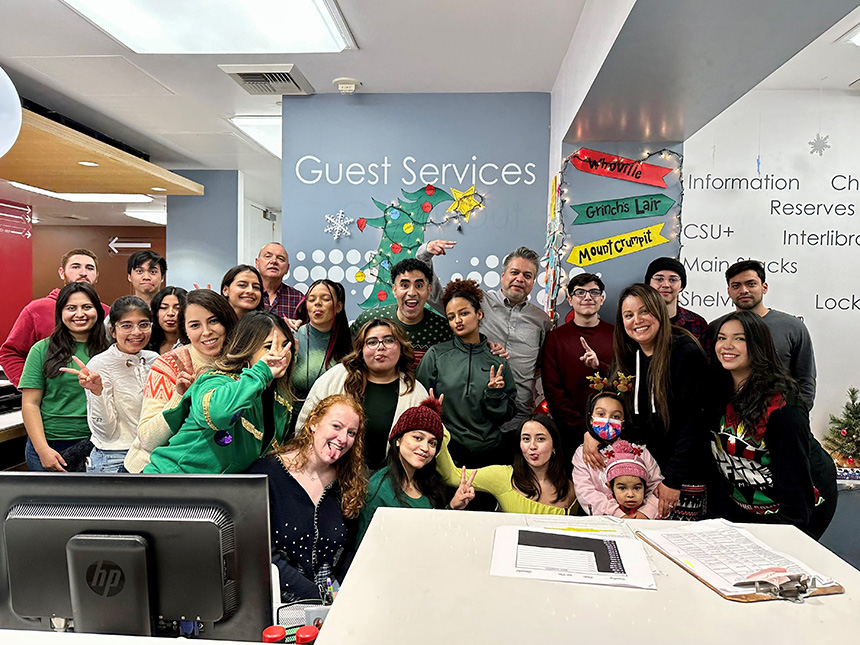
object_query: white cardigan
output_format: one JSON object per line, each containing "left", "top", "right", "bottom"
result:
{"left": 85, "top": 344, "right": 159, "bottom": 451}
{"left": 295, "top": 363, "right": 428, "bottom": 430}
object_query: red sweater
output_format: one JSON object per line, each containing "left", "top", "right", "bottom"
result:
{"left": 541, "top": 318, "right": 615, "bottom": 460}
{"left": 0, "top": 289, "right": 110, "bottom": 387}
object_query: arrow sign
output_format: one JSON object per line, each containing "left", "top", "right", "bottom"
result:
{"left": 570, "top": 148, "right": 673, "bottom": 188}
{"left": 0, "top": 226, "right": 32, "bottom": 239}
{"left": 108, "top": 237, "right": 152, "bottom": 254}
{"left": 566, "top": 223, "right": 668, "bottom": 267}
{"left": 0, "top": 211, "right": 32, "bottom": 224}
{"left": 570, "top": 194, "right": 676, "bottom": 224}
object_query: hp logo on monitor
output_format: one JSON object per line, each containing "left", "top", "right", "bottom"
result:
{"left": 86, "top": 561, "right": 125, "bottom": 597}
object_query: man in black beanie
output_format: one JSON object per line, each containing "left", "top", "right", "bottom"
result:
{"left": 644, "top": 257, "right": 709, "bottom": 347}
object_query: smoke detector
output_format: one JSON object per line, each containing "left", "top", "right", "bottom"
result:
{"left": 219, "top": 64, "right": 314, "bottom": 96}
{"left": 333, "top": 77, "right": 361, "bottom": 95}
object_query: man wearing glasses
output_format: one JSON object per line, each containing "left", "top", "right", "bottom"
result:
{"left": 541, "top": 273, "right": 615, "bottom": 461}
{"left": 645, "top": 257, "right": 709, "bottom": 347}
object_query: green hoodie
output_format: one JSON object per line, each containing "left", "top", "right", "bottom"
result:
{"left": 417, "top": 333, "right": 516, "bottom": 454}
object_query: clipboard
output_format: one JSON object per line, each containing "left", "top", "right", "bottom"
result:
{"left": 634, "top": 522, "right": 845, "bottom": 603}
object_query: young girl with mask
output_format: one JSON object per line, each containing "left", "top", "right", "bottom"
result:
{"left": 572, "top": 392, "right": 662, "bottom": 519}
{"left": 63, "top": 296, "right": 159, "bottom": 473}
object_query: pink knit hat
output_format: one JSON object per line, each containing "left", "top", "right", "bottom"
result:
{"left": 388, "top": 396, "right": 444, "bottom": 442}
{"left": 604, "top": 440, "right": 647, "bottom": 486}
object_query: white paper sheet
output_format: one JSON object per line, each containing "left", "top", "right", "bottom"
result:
{"left": 636, "top": 519, "right": 836, "bottom": 596}
{"left": 489, "top": 525, "right": 657, "bottom": 590}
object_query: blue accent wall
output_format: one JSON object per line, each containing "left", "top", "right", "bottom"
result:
{"left": 282, "top": 93, "right": 550, "bottom": 318}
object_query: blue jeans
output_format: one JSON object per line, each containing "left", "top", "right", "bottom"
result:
{"left": 25, "top": 438, "right": 79, "bottom": 472}
{"left": 86, "top": 447, "right": 129, "bottom": 474}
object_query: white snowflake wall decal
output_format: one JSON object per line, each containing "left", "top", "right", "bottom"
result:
{"left": 323, "top": 210, "right": 354, "bottom": 240}
{"left": 808, "top": 133, "right": 830, "bottom": 156}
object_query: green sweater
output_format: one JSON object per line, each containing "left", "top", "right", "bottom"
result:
{"left": 18, "top": 339, "right": 92, "bottom": 441}
{"left": 416, "top": 334, "right": 517, "bottom": 453}
{"left": 356, "top": 466, "right": 433, "bottom": 546}
{"left": 144, "top": 360, "right": 291, "bottom": 474}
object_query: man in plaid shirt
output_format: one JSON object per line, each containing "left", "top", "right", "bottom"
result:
{"left": 645, "top": 257, "right": 709, "bottom": 350}
{"left": 255, "top": 242, "right": 304, "bottom": 321}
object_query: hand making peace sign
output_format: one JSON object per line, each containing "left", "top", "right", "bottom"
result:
{"left": 579, "top": 337, "right": 599, "bottom": 370}
{"left": 487, "top": 364, "right": 506, "bottom": 389}
{"left": 60, "top": 356, "right": 104, "bottom": 396}
{"left": 449, "top": 466, "right": 477, "bottom": 510}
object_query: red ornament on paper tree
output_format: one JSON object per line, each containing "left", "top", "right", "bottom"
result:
{"left": 356, "top": 217, "right": 367, "bottom": 232}
{"left": 424, "top": 184, "right": 436, "bottom": 196}
{"left": 376, "top": 290, "right": 388, "bottom": 302}
{"left": 390, "top": 242, "right": 402, "bottom": 254}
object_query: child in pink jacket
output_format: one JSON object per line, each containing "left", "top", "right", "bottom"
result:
{"left": 572, "top": 392, "right": 662, "bottom": 519}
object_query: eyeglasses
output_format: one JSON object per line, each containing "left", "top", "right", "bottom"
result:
{"left": 365, "top": 336, "right": 398, "bottom": 349}
{"left": 571, "top": 288, "right": 603, "bottom": 299}
{"left": 117, "top": 321, "right": 153, "bottom": 332}
{"left": 651, "top": 275, "right": 682, "bottom": 285}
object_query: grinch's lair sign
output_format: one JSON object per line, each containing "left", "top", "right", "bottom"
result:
{"left": 294, "top": 155, "right": 538, "bottom": 187}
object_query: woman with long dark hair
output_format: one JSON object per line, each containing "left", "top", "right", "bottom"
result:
{"left": 297, "top": 318, "right": 429, "bottom": 470}
{"left": 124, "top": 289, "right": 238, "bottom": 472}
{"left": 710, "top": 311, "right": 836, "bottom": 539}
{"left": 582, "top": 283, "right": 709, "bottom": 520}
{"left": 19, "top": 282, "right": 109, "bottom": 471}
{"left": 146, "top": 286, "right": 187, "bottom": 354}
{"left": 220, "top": 264, "right": 264, "bottom": 319}
{"left": 250, "top": 394, "right": 368, "bottom": 602}
{"left": 436, "top": 413, "right": 578, "bottom": 514}
{"left": 291, "top": 279, "right": 351, "bottom": 422}
{"left": 64, "top": 296, "right": 159, "bottom": 473}
{"left": 356, "top": 397, "right": 475, "bottom": 545}
{"left": 144, "top": 310, "right": 294, "bottom": 474}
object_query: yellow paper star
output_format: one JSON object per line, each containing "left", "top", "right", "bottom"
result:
{"left": 447, "top": 185, "right": 482, "bottom": 221}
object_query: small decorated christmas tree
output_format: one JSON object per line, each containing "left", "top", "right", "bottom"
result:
{"left": 355, "top": 185, "right": 453, "bottom": 309}
{"left": 823, "top": 387, "right": 860, "bottom": 469}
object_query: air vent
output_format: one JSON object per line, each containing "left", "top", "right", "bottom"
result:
{"left": 219, "top": 64, "right": 314, "bottom": 96}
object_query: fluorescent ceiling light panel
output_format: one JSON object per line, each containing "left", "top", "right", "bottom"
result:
{"left": 61, "top": 0, "right": 355, "bottom": 54}
{"left": 229, "top": 116, "right": 282, "bottom": 159}
{"left": 125, "top": 210, "right": 167, "bottom": 225}
{"left": 9, "top": 181, "right": 153, "bottom": 203}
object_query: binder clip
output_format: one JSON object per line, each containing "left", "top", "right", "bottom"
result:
{"left": 734, "top": 567, "right": 815, "bottom": 603}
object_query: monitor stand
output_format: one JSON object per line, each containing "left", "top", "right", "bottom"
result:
{"left": 66, "top": 534, "right": 152, "bottom": 636}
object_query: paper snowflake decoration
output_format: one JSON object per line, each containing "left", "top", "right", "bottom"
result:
{"left": 808, "top": 133, "right": 830, "bottom": 156}
{"left": 323, "top": 210, "right": 353, "bottom": 240}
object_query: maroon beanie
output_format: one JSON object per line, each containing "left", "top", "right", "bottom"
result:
{"left": 388, "top": 396, "right": 443, "bottom": 442}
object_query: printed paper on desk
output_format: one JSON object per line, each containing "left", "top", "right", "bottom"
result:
{"left": 490, "top": 525, "right": 657, "bottom": 590}
{"left": 636, "top": 519, "right": 837, "bottom": 597}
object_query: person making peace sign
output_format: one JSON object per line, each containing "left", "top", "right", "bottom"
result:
{"left": 417, "top": 279, "right": 517, "bottom": 469}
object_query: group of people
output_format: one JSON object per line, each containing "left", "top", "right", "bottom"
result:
{"left": 0, "top": 238, "right": 837, "bottom": 604}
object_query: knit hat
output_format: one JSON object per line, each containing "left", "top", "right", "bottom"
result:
{"left": 644, "top": 257, "right": 686, "bottom": 289}
{"left": 388, "top": 396, "right": 443, "bottom": 442}
{"left": 603, "top": 440, "right": 647, "bottom": 487}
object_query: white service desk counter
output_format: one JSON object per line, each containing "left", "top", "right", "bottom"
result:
{"left": 319, "top": 508, "right": 860, "bottom": 645}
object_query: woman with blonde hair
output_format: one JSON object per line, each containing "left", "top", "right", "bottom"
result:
{"left": 250, "top": 394, "right": 367, "bottom": 602}
{"left": 298, "top": 318, "right": 428, "bottom": 470}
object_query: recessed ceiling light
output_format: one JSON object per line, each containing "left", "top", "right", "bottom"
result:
{"left": 837, "top": 22, "right": 860, "bottom": 46}
{"left": 77, "top": 161, "right": 99, "bottom": 167}
{"left": 228, "top": 116, "right": 282, "bottom": 159}
{"left": 9, "top": 181, "right": 153, "bottom": 203}
{"left": 60, "top": 0, "right": 356, "bottom": 54}
{"left": 150, "top": 187, "right": 167, "bottom": 192}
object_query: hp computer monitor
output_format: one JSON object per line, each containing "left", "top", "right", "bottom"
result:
{"left": 0, "top": 472, "right": 273, "bottom": 641}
